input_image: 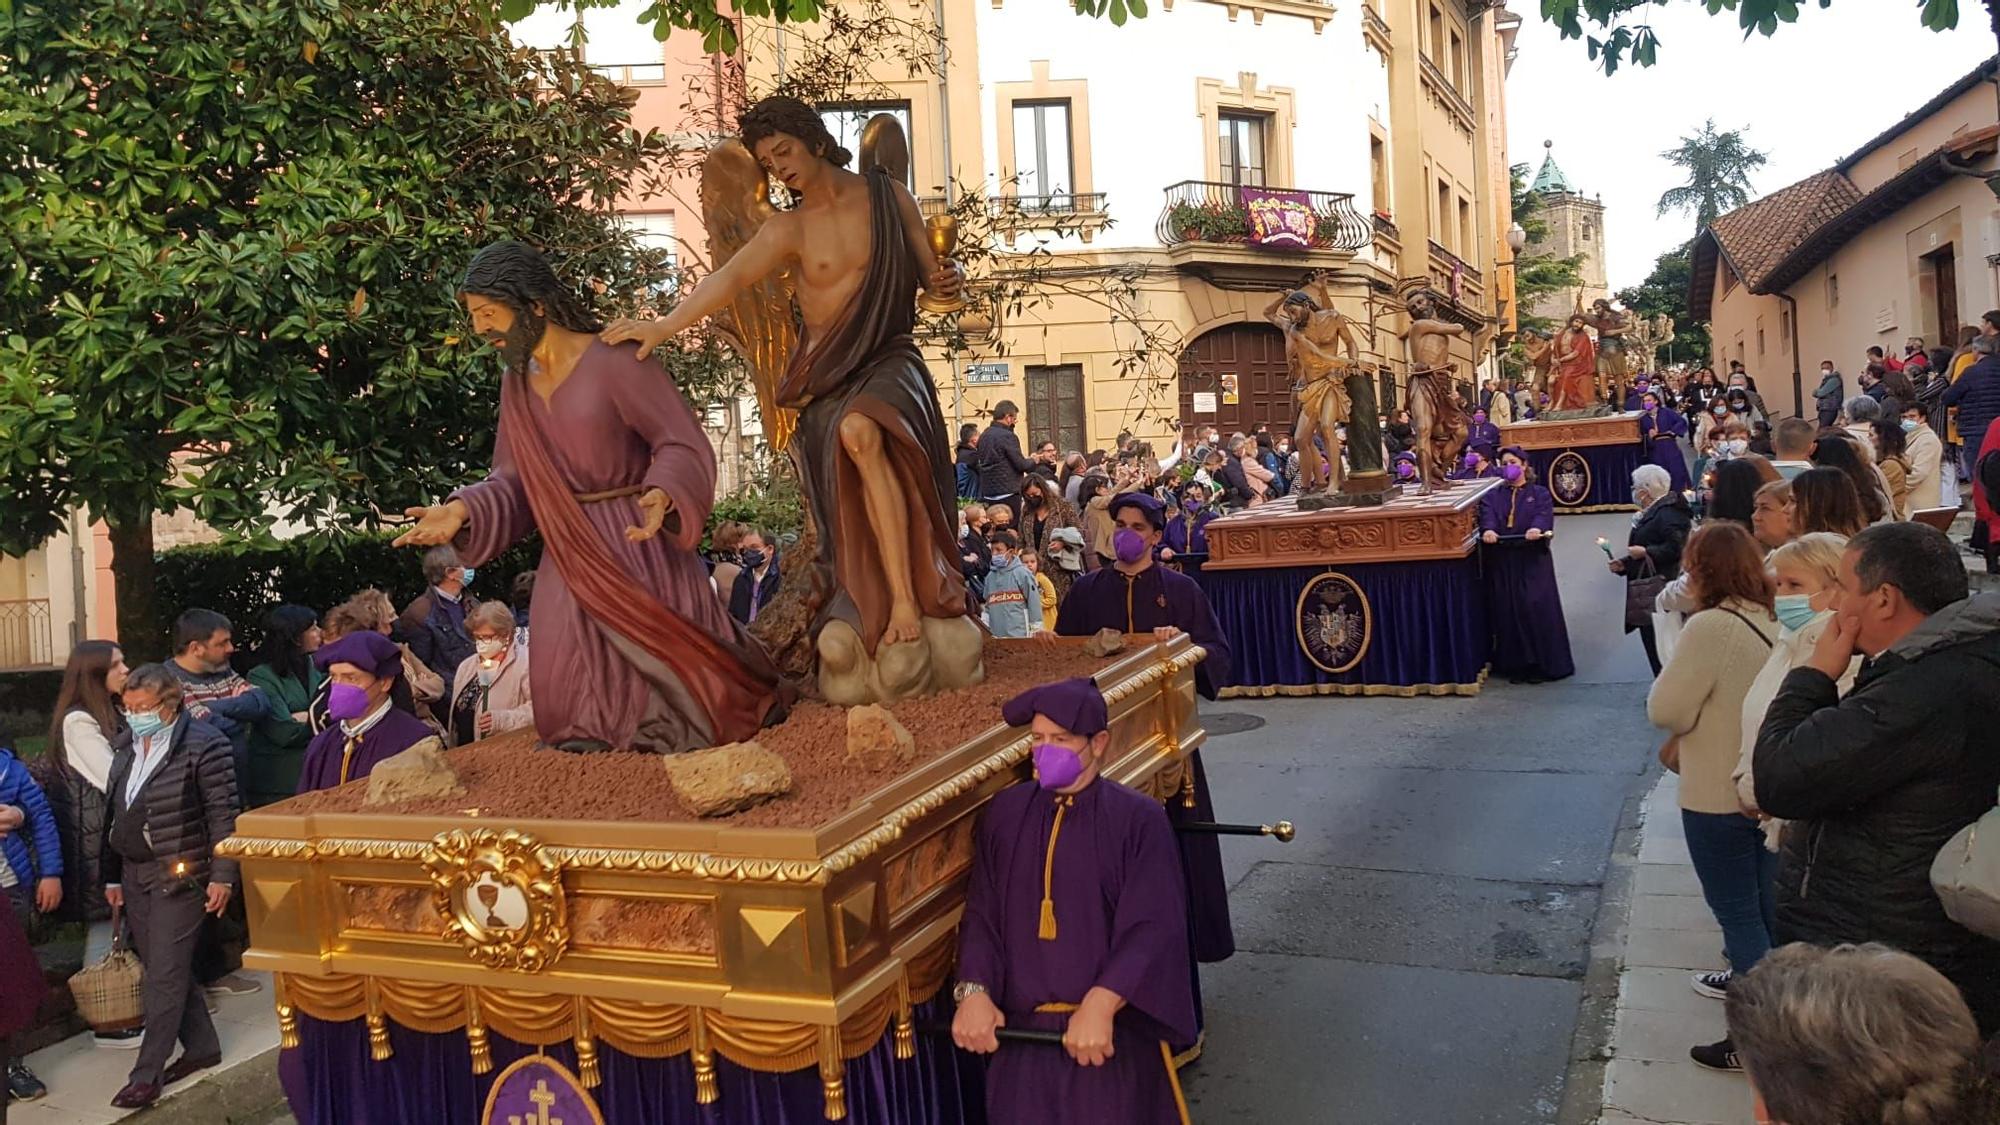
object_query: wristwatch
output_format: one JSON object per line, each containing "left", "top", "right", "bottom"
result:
{"left": 952, "top": 981, "right": 987, "bottom": 1004}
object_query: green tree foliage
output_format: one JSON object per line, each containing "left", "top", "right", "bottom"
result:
{"left": 1617, "top": 241, "right": 1712, "bottom": 368}
{"left": 0, "top": 0, "right": 741, "bottom": 655}
{"left": 1540, "top": 0, "right": 1988, "bottom": 75}
{"left": 1657, "top": 120, "right": 1769, "bottom": 232}
{"left": 1509, "top": 163, "right": 1584, "bottom": 336}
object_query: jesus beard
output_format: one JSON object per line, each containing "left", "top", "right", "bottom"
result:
{"left": 484, "top": 309, "right": 547, "bottom": 375}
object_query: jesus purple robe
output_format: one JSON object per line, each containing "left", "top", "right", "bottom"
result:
{"left": 956, "top": 777, "right": 1196, "bottom": 1124}
{"left": 450, "top": 341, "right": 784, "bottom": 753}
{"left": 295, "top": 705, "right": 434, "bottom": 794}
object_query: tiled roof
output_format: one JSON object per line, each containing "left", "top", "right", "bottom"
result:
{"left": 1531, "top": 150, "right": 1573, "bottom": 194}
{"left": 1705, "top": 170, "right": 1860, "bottom": 290}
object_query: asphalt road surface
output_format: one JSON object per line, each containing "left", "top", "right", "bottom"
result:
{"left": 1180, "top": 511, "right": 1659, "bottom": 1124}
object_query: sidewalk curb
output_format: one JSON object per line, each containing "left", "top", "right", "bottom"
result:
{"left": 1557, "top": 763, "right": 1661, "bottom": 1125}
{"left": 126, "top": 1044, "right": 287, "bottom": 1125}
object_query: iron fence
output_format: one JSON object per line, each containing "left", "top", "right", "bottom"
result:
{"left": 1155, "top": 180, "right": 1370, "bottom": 252}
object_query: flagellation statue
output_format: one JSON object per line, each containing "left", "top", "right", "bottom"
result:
{"left": 602, "top": 96, "right": 981, "bottom": 705}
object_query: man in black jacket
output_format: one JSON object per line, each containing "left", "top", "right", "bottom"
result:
{"left": 975, "top": 401, "right": 1036, "bottom": 522}
{"left": 1754, "top": 523, "right": 2000, "bottom": 1036}
{"left": 101, "top": 664, "right": 240, "bottom": 1109}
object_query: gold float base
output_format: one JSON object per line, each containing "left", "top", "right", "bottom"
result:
{"left": 223, "top": 635, "right": 1209, "bottom": 1120}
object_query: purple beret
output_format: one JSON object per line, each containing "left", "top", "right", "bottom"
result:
{"left": 1001, "top": 677, "right": 1109, "bottom": 738}
{"left": 1498, "top": 444, "right": 1528, "bottom": 463}
{"left": 313, "top": 631, "right": 403, "bottom": 680}
{"left": 1108, "top": 491, "right": 1165, "bottom": 531}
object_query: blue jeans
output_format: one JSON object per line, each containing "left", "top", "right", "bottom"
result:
{"left": 1682, "top": 810, "right": 1778, "bottom": 975}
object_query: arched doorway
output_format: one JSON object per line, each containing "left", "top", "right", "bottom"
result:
{"left": 1178, "top": 323, "right": 1291, "bottom": 440}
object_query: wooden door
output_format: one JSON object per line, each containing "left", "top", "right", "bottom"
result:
{"left": 1928, "top": 244, "right": 1959, "bottom": 345}
{"left": 1024, "top": 364, "right": 1086, "bottom": 454}
{"left": 1178, "top": 324, "right": 1291, "bottom": 439}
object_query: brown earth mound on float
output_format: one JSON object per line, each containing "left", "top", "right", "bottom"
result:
{"left": 274, "top": 641, "right": 1110, "bottom": 827}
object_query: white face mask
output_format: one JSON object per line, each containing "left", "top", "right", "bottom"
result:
{"left": 475, "top": 638, "right": 507, "bottom": 658}
{"left": 1721, "top": 439, "right": 1748, "bottom": 455}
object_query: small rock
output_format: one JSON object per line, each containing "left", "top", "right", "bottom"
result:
{"left": 846, "top": 704, "right": 916, "bottom": 772}
{"left": 662, "top": 741, "right": 793, "bottom": 818}
{"left": 364, "top": 738, "right": 465, "bottom": 806}
{"left": 1083, "top": 628, "right": 1127, "bottom": 657}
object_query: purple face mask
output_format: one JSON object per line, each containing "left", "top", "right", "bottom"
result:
{"left": 1032, "top": 742, "right": 1085, "bottom": 791}
{"left": 1112, "top": 528, "right": 1148, "bottom": 564}
{"left": 326, "top": 682, "right": 372, "bottom": 721}
{"left": 1501, "top": 462, "right": 1524, "bottom": 483}
{"left": 1463, "top": 451, "right": 1481, "bottom": 469}
{"left": 1473, "top": 412, "right": 1488, "bottom": 425}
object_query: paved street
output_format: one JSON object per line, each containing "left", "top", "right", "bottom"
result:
{"left": 1182, "top": 511, "right": 1661, "bottom": 1124}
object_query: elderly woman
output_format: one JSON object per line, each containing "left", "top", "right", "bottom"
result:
{"left": 1749, "top": 480, "right": 1794, "bottom": 550}
{"left": 296, "top": 632, "right": 438, "bottom": 793}
{"left": 101, "top": 664, "right": 238, "bottom": 1110}
{"left": 1728, "top": 944, "right": 2000, "bottom": 1124}
{"left": 448, "top": 602, "right": 533, "bottom": 747}
{"left": 1840, "top": 394, "right": 1882, "bottom": 451}
{"left": 1609, "top": 464, "right": 1693, "bottom": 674}
{"left": 1732, "top": 533, "right": 1861, "bottom": 849}
{"left": 1645, "top": 523, "right": 1779, "bottom": 1071}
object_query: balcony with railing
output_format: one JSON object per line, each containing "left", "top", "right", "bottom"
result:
{"left": 1426, "top": 239, "right": 1486, "bottom": 303}
{"left": 0, "top": 598, "right": 52, "bottom": 670}
{"left": 1156, "top": 180, "right": 1370, "bottom": 257}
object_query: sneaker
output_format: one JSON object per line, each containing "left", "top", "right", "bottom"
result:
{"left": 203, "top": 972, "right": 262, "bottom": 998}
{"left": 1690, "top": 969, "right": 1731, "bottom": 999}
{"left": 1690, "top": 1037, "right": 1743, "bottom": 1072}
{"left": 7, "top": 1061, "right": 47, "bottom": 1102}
{"left": 93, "top": 1027, "right": 144, "bottom": 1050}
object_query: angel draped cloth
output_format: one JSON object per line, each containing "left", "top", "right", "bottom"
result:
{"left": 780, "top": 169, "right": 972, "bottom": 650}
{"left": 450, "top": 342, "right": 786, "bottom": 753}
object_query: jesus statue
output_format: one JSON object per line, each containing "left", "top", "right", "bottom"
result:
{"left": 395, "top": 242, "right": 787, "bottom": 753}
{"left": 602, "top": 96, "right": 980, "bottom": 705}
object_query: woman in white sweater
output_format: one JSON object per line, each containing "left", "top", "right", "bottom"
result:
{"left": 1645, "top": 522, "right": 1779, "bottom": 1072}
{"left": 1732, "top": 534, "right": 1864, "bottom": 847}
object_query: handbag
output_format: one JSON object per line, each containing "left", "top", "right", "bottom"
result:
{"left": 1932, "top": 794, "right": 2000, "bottom": 940}
{"left": 68, "top": 904, "right": 145, "bottom": 1032}
{"left": 1624, "top": 557, "right": 1666, "bottom": 633}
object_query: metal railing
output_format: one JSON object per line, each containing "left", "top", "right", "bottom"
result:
{"left": 1156, "top": 180, "right": 1370, "bottom": 252}
{"left": 1426, "top": 240, "right": 1484, "bottom": 283}
{"left": 988, "top": 192, "right": 1107, "bottom": 219}
{"left": 0, "top": 598, "right": 53, "bottom": 669}
{"left": 1372, "top": 212, "right": 1400, "bottom": 242}
{"left": 1362, "top": 4, "right": 1390, "bottom": 43}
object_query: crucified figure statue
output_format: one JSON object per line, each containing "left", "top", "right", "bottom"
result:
{"left": 602, "top": 96, "right": 978, "bottom": 704}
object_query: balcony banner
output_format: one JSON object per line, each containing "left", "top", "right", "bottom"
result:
{"left": 1241, "top": 188, "right": 1318, "bottom": 249}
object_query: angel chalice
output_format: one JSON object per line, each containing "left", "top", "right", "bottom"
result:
{"left": 602, "top": 96, "right": 981, "bottom": 705}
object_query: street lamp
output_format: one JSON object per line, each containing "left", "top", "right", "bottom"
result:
{"left": 1506, "top": 221, "right": 1527, "bottom": 255}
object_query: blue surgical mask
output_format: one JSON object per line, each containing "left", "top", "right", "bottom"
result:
{"left": 458, "top": 566, "right": 476, "bottom": 585}
{"left": 1901, "top": 419, "right": 1918, "bottom": 432}
{"left": 1773, "top": 594, "right": 1820, "bottom": 633}
{"left": 125, "top": 709, "right": 165, "bottom": 739}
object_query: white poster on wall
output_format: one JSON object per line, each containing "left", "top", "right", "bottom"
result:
{"left": 1192, "top": 392, "right": 1218, "bottom": 415}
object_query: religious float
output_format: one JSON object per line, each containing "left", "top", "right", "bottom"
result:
{"left": 1497, "top": 412, "right": 1646, "bottom": 513}
{"left": 222, "top": 636, "right": 1206, "bottom": 1122}
{"left": 1198, "top": 480, "right": 1500, "bottom": 698}
{"left": 223, "top": 102, "right": 1269, "bottom": 1123}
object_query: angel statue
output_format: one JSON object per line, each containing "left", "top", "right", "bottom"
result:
{"left": 602, "top": 96, "right": 979, "bottom": 705}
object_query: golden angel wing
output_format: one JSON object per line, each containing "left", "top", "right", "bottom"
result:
{"left": 701, "top": 140, "right": 800, "bottom": 451}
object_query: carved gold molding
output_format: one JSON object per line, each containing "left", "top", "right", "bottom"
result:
{"left": 423, "top": 828, "right": 569, "bottom": 974}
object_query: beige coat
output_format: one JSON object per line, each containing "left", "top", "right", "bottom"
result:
{"left": 1647, "top": 597, "right": 1778, "bottom": 815}
{"left": 448, "top": 642, "right": 534, "bottom": 746}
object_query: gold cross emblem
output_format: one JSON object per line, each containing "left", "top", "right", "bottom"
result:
{"left": 506, "top": 1078, "right": 562, "bottom": 1125}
